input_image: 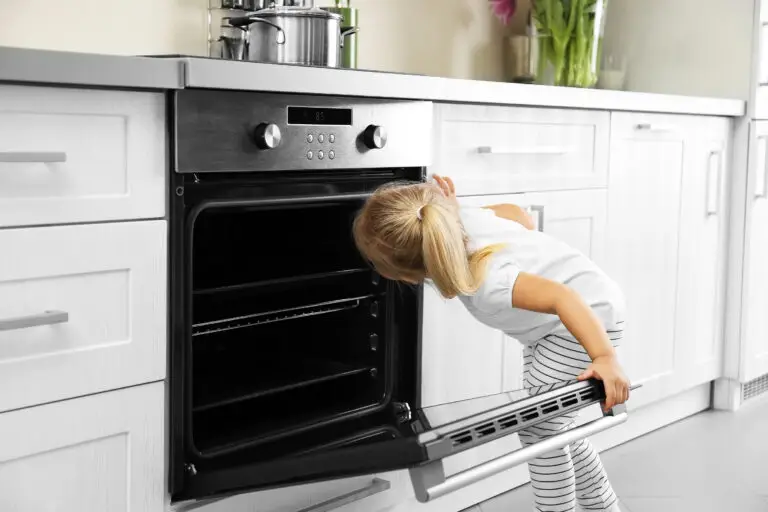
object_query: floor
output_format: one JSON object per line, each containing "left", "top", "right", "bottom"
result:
{"left": 463, "top": 399, "right": 768, "bottom": 512}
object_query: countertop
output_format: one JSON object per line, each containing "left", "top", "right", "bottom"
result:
{"left": 0, "top": 46, "right": 746, "bottom": 117}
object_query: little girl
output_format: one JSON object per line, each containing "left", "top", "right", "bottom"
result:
{"left": 353, "top": 175, "right": 629, "bottom": 512}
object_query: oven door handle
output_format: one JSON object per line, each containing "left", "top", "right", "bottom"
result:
{"left": 408, "top": 406, "right": 628, "bottom": 503}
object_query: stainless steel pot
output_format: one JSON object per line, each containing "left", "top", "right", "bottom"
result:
{"left": 228, "top": 7, "right": 358, "bottom": 67}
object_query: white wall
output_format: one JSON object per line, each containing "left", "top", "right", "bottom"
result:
{"left": 0, "top": 0, "right": 509, "bottom": 81}
{"left": 602, "top": 0, "right": 754, "bottom": 99}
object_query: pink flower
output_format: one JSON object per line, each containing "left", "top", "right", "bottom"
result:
{"left": 489, "top": 0, "right": 517, "bottom": 25}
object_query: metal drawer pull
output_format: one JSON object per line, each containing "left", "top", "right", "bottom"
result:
{"left": 0, "top": 151, "right": 67, "bottom": 163}
{"left": 634, "top": 123, "right": 676, "bottom": 133}
{"left": 525, "top": 205, "right": 545, "bottom": 232}
{"left": 477, "top": 146, "right": 569, "bottom": 155}
{"left": 409, "top": 408, "right": 628, "bottom": 503}
{"left": 296, "top": 478, "right": 390, "bottom": 512}
{"left": 706, "top": 150, "right": 723, "bottom": 216}
{"left": 756, "top": 136, "right": 768, "bottom": 199}
{"left": 0, "top": 310, "right": 69, "bottom": 332}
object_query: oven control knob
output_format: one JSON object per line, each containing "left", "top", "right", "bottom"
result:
{"left": 363, "top": 125, "right": 387, "bottom": 150}
{"left": 254, "top": 123, "right": 282, "bottom": 150}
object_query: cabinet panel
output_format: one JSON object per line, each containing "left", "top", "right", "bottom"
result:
{"left": 0, "top": 221, "right": 167, "bottom": 412}
{"left": 674, "top": 117, "right": 730, "bottom": 387}
{"left": 742, "top": 121, "right": 768, "bottom": 380}
{"left": 0, "top": 383, "right": 164, "bottom": 512}
{"left": 0, "top": 85, "right": 165, "bottom": 227}
{"left": 433, "top": 104, "right": 609, "bottom": 195}
{"left": 606, "top": 113, "right": 685, "bottom": 407}
{"left": 421, "top": 285, "right": 504, "bottom": 407}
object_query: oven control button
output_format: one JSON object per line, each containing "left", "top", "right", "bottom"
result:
{"left": 254, "top": 123, "right": 282, "bottom": 150}
{"left": 306, "top": 150, "right": 313, "bottom": 160}
{"left": 328, "top": 150, "right": 335, "bottom": 160}
{"left": 318, "top": 134, "right": 325, "bottom": 143}
{"left": 318, "top": 150, "right": 325, "bottom": 160}
{"left": 329, "top": 134, "right": 336, "bottom": 143}
{"left": 307, "top": 134, "right": 314, "bottom": 143}
{"left": 363, "top": 125, "right": 387, "bottom": 149}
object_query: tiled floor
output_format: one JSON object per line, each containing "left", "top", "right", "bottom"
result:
{"left": 464, "top": 400, "right": 768, "bottom": 512}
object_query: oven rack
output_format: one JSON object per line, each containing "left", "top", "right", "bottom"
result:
{"left": 192, "top": 295, "right": 373, "bottom": 337}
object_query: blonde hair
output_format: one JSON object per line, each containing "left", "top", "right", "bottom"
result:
{"left": 353, "top": 182, "right": 501, "bottom": 299}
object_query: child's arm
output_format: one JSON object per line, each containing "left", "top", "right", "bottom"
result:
{"left": 511, "top": 272, "right": 630, "bottom": 411}
{"left": 483, "top": 204, "right": 536, "bottom": 230}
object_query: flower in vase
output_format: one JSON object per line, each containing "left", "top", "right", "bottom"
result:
{"left": 489, "top": 0, "right": 517, "bottom": 25}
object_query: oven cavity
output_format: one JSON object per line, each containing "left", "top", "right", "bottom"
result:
{"left": 188, "top": 200, "right": 390, "bottom": 457}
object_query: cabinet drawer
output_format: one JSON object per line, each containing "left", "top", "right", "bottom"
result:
{"left": 433, "top": 104, "right": 609, "bottom": 195}
{"left": 0, "top": 221, "right": 166, "bottom": 412}
{"left": 0, "top": 383, "right": 164, "bottom": 512}
{"left": 0, "top": 85, "right": 165, "bottom": 227}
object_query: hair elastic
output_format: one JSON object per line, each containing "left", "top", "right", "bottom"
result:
{"left": 416, "top": 205, "right": 425, "bottom": 220}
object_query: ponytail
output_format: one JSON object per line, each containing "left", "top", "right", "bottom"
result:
{"left": 421, "top": 202, "right": 501, "bottom": 299}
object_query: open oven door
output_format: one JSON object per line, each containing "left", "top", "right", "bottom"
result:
{"left": 171, "top": 379, "right": 628, "bottom": 507}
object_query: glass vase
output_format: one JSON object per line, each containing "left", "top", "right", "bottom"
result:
{"left": 532, "top": 0, "right": 608, "bottom": 88}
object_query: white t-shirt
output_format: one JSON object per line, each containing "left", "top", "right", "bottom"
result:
{"left": 457, "top": 207, "right": 625, "bottom": 346}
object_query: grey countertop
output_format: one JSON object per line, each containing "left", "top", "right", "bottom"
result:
{"left": 0, "top": 46, "right": 747, "bottom": 117}
{"left": 0, "top": 46, "right": 183, "bottom": 90}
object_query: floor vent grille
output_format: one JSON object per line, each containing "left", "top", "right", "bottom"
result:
{"left": 742, "top": 373, "right": 768, "bottom": 401}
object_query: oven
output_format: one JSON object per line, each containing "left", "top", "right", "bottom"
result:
{"left": 168, "top": 90, "right": 629, "bottom": 505}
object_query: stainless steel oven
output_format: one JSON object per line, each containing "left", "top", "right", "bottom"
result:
{"left": 168, "top": 90, "right": 629, "bottom": 506}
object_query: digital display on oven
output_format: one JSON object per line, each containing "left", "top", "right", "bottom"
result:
{"left": 287, "top": 107, "right": 353, "bottom": 126}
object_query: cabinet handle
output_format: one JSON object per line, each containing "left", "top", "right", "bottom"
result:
{"left": 755, "top": 136, "right": 768, "bottom": 199}
{"left": 0, "top": 151, "right": 67, "bottom": 163}
{"left": 170, "top": 478, "right": 390, "bottom": 512}
{"left": 477, "top": 146, "right": 570, "bottom": 155}
{"left": 296, "top": 478, "right": 390, "bottom": 512}
{"left": 706, "top": 150, "right": 723, "bottom": 216}
{"left": 0, "top": 310, "right": 69, "bottom": 332}
{"left": 409, "top": 408, "right": 628, "bottom": 503}
{"left": 526, "top": 205, "right": 545, "bottom": 232}
{"left": 634, "top": 123, "right": 676, "bottom": 133}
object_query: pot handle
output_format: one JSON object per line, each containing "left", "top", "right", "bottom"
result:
{"left": 228, "top": 16, "right": 287, "bottom": 44}
{"left": 340, "top": 26, "right": 359, "bottom": 48}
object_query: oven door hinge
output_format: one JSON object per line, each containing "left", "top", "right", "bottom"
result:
{"left": 393, "top": 401, "right": 412, "bottom": 423}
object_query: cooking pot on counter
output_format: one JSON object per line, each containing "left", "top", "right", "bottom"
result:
{"left": 226, "top": 6, "right": 358, "bottom": 67}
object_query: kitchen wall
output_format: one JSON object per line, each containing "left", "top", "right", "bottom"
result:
{"left": 0, "top": 0, "right": 510, "bottom": 82}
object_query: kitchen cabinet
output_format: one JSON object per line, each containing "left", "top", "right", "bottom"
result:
{"left": 0, "top": 382, "right": 164, "bottom": 512}
{"left": 422, "top": 189, "right": 609, "bottom": 404}
{"left": 606, "top": 113, "right": 729, "bottom": 408}
{"left": 740, "top": 121, "right": 768, "bottom": 381}
{"left": 433, "top": 104, "right": 610, "bottom": 196}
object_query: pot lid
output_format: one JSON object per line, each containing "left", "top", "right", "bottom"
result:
{"left": 251, "top": 6, "right": 343, "bottom": 20}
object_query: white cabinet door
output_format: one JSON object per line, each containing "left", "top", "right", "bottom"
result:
{"left": 0, "top": 382, "right": 164, "bottom": 512}
{"left": 607, "top": 113, "right": 729, "bottom": 407}
{"left": 499, "top": 189, "right": 609, "bottom": 391}
{"left": 433, "top": 104, "right": 610, "bottom": 195}
{"left": 742, "top": 121, "right": 768, "bottom": 380}
{"left": 606, "top": 114, "right": 686, "bottom": 408}
{"left": 0, "top": 221, "right": 167, "bottom": 412}
{"left": 675, "top": 117, "right": 730, "bottom": 388}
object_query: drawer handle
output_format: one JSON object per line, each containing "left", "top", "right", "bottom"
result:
{"left": 0, "top": 151, "right": 67, "bottom": 163}
{"left": 525, "top": 205, "right": 545, "bottom": 232}
{"left": 634, "top": 123, "right": 676, "bottom": 133}
{"left": 296, "top": 478, "right": 390, "bottom": 512}
{"left": 409, "top": 407, "right": 628, "bottom": 503}
{"left": 170, "top": 478, "right": 391, "bottom": 512}
{"left": 756, "top": 136, "right": 768, "bottom": 199}
{"left": 706, "top": 149, "right": 723, "bottom": 216}
{"left": 477, "top": 146, "right": 570, "bottom": 155}
{"left": 0, "top": 310, "right": 69, "bottom": 332}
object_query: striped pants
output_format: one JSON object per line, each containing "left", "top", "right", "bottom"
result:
{"left": 519, "top": 330, "right": 623, "bottom": 512}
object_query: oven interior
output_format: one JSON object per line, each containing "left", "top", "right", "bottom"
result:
{"left": 186, "top": 197, "right": 413, "bottom": 462}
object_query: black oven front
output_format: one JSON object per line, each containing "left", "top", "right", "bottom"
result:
{"left": 169, "top": 90, "right": 625, "bottom": 504}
